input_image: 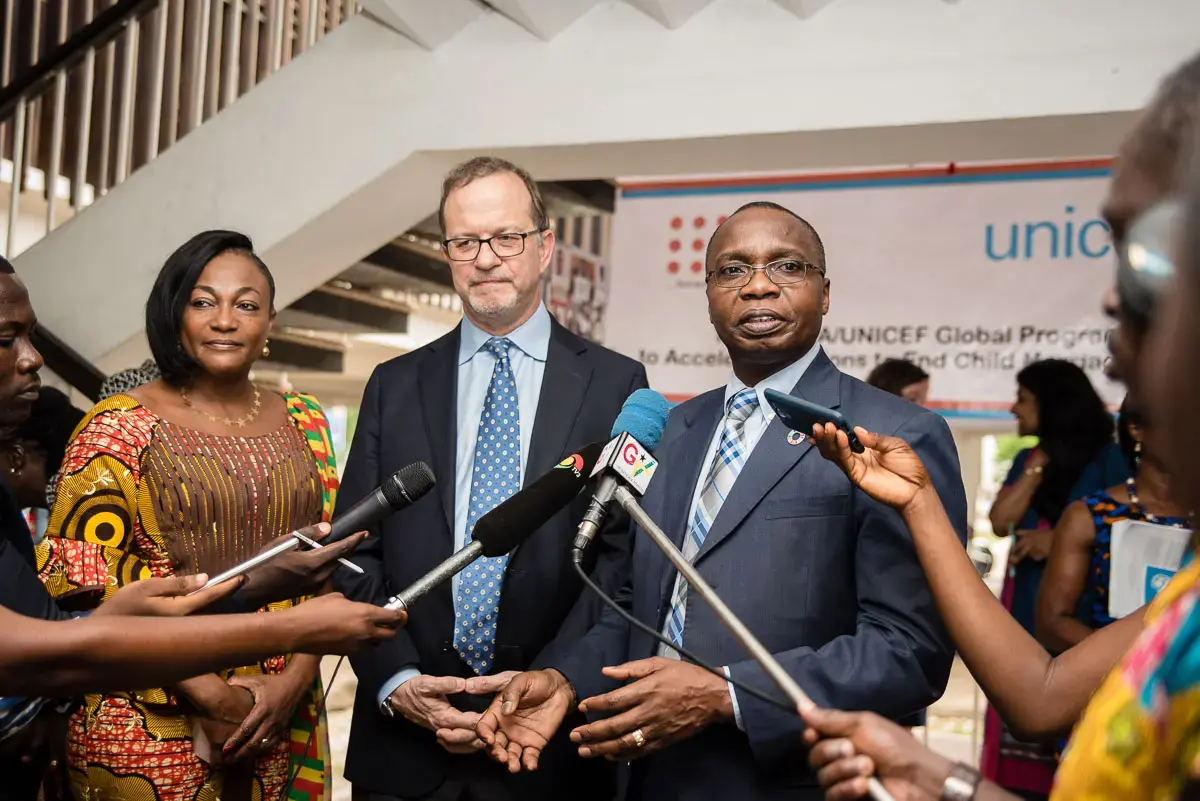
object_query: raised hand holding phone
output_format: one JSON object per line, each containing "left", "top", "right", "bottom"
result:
{"left": 808, "top": 423, "right": 931, "bottom": 511}
{"left": 763, "top": 388, "right": 866, "bottom": 453}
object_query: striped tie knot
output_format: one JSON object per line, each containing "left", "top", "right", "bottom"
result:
{"left": 485, "top": 337, "right": 513, "bottom": 362}
{"left": 727, "top": 388, "right": 759, "bottom": 424}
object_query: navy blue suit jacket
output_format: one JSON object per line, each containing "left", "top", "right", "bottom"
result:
{"left": 556, "top": 350, "right": 968, "bottom": 801}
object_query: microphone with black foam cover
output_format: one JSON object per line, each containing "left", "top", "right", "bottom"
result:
{"left": 384, "top": 442, "right": 604, "bottom": 612}
{"left": 328, "top": 461, "right": 437, "bottom": 544}
{"left": 194, "top": 462, "right": 436, "bottom": 593}
{"left": 571, "top": 389, "right": 670, "bottom": 563}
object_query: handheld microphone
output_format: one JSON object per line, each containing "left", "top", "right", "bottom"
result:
{"left": 195, "top": 462, "right": 436, "bottom": 593}
{"left": 328, "top": 461, "right": 437, "bottom": 544}
{"left": 384, "top": 443, "right": 604, "bottom": 611}
{"left": 572, "top": 389, "right": 670, "bottom": 562}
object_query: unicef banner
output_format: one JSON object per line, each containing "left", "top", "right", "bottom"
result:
{"left": 603, "top": 160, "right": 1123, "bottom": 419}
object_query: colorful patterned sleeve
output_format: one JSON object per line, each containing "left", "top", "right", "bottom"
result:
{"left": 284, "top": 392, "right": 339, "bottom": 522}
{"left": 36, "top": 396, "right": 166, "bottom": 602}
{"left": 1051, "top": 557, "right": 1200, "bottom": 799}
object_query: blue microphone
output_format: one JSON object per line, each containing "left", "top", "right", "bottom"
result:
{"left": 571, "top": 389, "right": 671, "bottom": 562}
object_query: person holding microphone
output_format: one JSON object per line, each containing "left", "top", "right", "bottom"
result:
{"left": 801, "top": 52, "right": 1200, "bottom": 797}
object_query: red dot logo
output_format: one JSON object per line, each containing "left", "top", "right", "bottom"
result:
{"left": 717, "top": 215, "right": 728, "bottom": 226}
{"left": 692, "top": 239, "right": 704, "bottom": 251}
{"left": 693, "top": 216, "right": 706, "bottom": 229}
{"left": 691, "top": 261, "right": 703, "bottom": 274}
{"left": 670, "top": 217, "right": 683, "bottom": 230}
{"left": 669, "top": 240, "right": 681, "bottom": 252}
{"left": 668, "top": 261, "right": 680, "bottom": 274}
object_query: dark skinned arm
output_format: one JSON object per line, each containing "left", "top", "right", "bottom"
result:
{"left": 1036, "top": 501, "right": 1101, "bottom": 652}
{"left": 0, "top": 594, "right": 405, "bottom": 698}
{"left": 902, "top": 486, "right": 1143, "bottom": 741}
{"left": 989, "top": 450, "right": 1044, "bottom": 534}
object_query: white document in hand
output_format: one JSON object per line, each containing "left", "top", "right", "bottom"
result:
{"left": 1108, "top": 518, "right": 1193, "bottom": 619}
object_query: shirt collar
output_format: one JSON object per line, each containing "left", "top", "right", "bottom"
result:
{"left": 722, "top": 343, "right": 823, "bottom": 419}
{"left": 458, "top": 302, "right": 552, "bottom": 365}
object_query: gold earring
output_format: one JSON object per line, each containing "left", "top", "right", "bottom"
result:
{"left": 262, "top": 340, "right": 271, "bottom": 358}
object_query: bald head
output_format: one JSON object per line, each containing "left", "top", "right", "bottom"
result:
{"left": 1105, "top": 52, "right": 1200, "bottom": 243}
{"left": 706, "top": 202, "right": 825, "bottom": 270}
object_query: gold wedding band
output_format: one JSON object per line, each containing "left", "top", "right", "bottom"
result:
{"left": 260, "top": 738, "right": 271, "bottom": 745}
{"left": 631, "top": 728, "right": 646, "bottom": 748}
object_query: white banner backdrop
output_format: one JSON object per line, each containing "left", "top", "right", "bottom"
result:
{"left": 603, "top": 161, "right": 1124, "bottom": 419}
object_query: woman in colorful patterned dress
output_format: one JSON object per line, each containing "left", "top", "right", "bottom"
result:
{"left": 1036, "top": 407, "right": 1189, "bottom": 653}
{"left": 36, "top": 231, "right": 339, "bottom": 801}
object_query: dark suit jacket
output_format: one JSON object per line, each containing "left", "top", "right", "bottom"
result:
{"left": 334, "top": 317, "right": 648, "bottom": 799}
{"left": 0, "top": 478, "right": 67, "bottom": 623}
{"left": 556, "top": 350, "right": 968, "bottom": 801}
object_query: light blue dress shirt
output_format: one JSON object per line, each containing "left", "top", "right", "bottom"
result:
{"left": 658, "top": 343, "right": 822, "bottom": 730}
{"left": 378, "top": 304, "right": 551, "bottom": 710}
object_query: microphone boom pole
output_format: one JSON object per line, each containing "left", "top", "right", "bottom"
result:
{"left": 612, "top": 485, "right": 896, "bottom": 801}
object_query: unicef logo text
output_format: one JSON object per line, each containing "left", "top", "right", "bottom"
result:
{"left": 985, "top": 206, "right": 1111, "bottom": 261}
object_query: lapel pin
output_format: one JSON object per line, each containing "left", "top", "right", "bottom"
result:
{"left": 786, "top": 430, "right": 806, "bottom": 446}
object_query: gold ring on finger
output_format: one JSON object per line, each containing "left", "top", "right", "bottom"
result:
{"left": 631, "top": 728, "right": 646, "bottom": 748}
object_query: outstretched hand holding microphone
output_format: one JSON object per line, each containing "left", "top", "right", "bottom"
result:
{"left": 799, "top": 421, "right": 1120, "bottom": 801}
{"left": 0, "top": 467, "right": 440, "bottom": 700}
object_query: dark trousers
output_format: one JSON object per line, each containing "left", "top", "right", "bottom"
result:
{"left": 0, "top": 756, "right": 44, "bottom": 801}
{"left": 352, "top": 756, "right": 513, "bottom": 801}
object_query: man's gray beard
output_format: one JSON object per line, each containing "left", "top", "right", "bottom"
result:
{"left": 467, "top": 294, "right": 522, "bottom": 324}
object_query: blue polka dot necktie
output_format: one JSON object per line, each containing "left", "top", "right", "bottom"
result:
{"left": 454, "top": 337, "right": 521, "bottom": 674}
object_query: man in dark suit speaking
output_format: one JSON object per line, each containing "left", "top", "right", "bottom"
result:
{"left": 334, "top": 157, "right": 648, "bottom": 801}
{"left": 475, "top": 201, "right": 968, "bottom": 800}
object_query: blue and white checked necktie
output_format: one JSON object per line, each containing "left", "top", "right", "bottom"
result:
{"left": 454, "top": 337, "right": 521, "bottom": 674}
{"left": 664, "top": 388, "right": 760, "bottom": 652}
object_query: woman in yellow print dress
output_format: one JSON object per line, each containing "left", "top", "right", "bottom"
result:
{"left": 36, "top": 230, "right": 339, "bottom": 801}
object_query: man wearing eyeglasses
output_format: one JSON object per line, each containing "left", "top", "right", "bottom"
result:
{"left": 334, "top": 156, "right": 648, "bottom": 801}
{"left": 473, "top": 201, "right": 967, "bottom": 801}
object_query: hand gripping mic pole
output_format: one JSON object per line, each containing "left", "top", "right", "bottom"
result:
{"left": 612, "top": 485, "right": 896, "bottom": 801}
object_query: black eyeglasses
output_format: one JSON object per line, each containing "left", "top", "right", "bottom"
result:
{"left": 442, "top": 230, "right": 544, "bottom": 262}
{"left": 705, "top": 259, "right": 824, "bottom": 289}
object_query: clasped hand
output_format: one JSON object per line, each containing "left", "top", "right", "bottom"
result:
{"left": 474, "top": 659, "right": 732, "bottom": 773}
{"left": 385, "top": 673, "right": 518, "bottom": 754}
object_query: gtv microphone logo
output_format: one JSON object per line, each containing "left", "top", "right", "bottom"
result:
{"left": 619, "top": 439, "right": 658, "bottom": 494}
{"left": 556, "top": 452, "right": 586, "bottom": 478}
{"left": 623, "top": 442, "right": 657, "bottom": 480}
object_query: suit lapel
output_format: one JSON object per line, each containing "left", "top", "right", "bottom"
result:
{"left": 417, "top": 327, "right": 460, "bottom": 534}
{"left": 656, "top": 391, "right": 723, "bottom": 606}
{"left": 525, "top": 320, "right": 592, "bottom": 482}
{"left": 693, "top": 350, "right": 842, "bottom": 564}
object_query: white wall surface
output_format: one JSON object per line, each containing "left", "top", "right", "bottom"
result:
{"left": 13, "top": 0, "right": 1199, "bottom": 364}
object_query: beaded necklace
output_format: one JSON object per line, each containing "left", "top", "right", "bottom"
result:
{"left": 1125, "top": 475, "right": 1192, "bottom": 527}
